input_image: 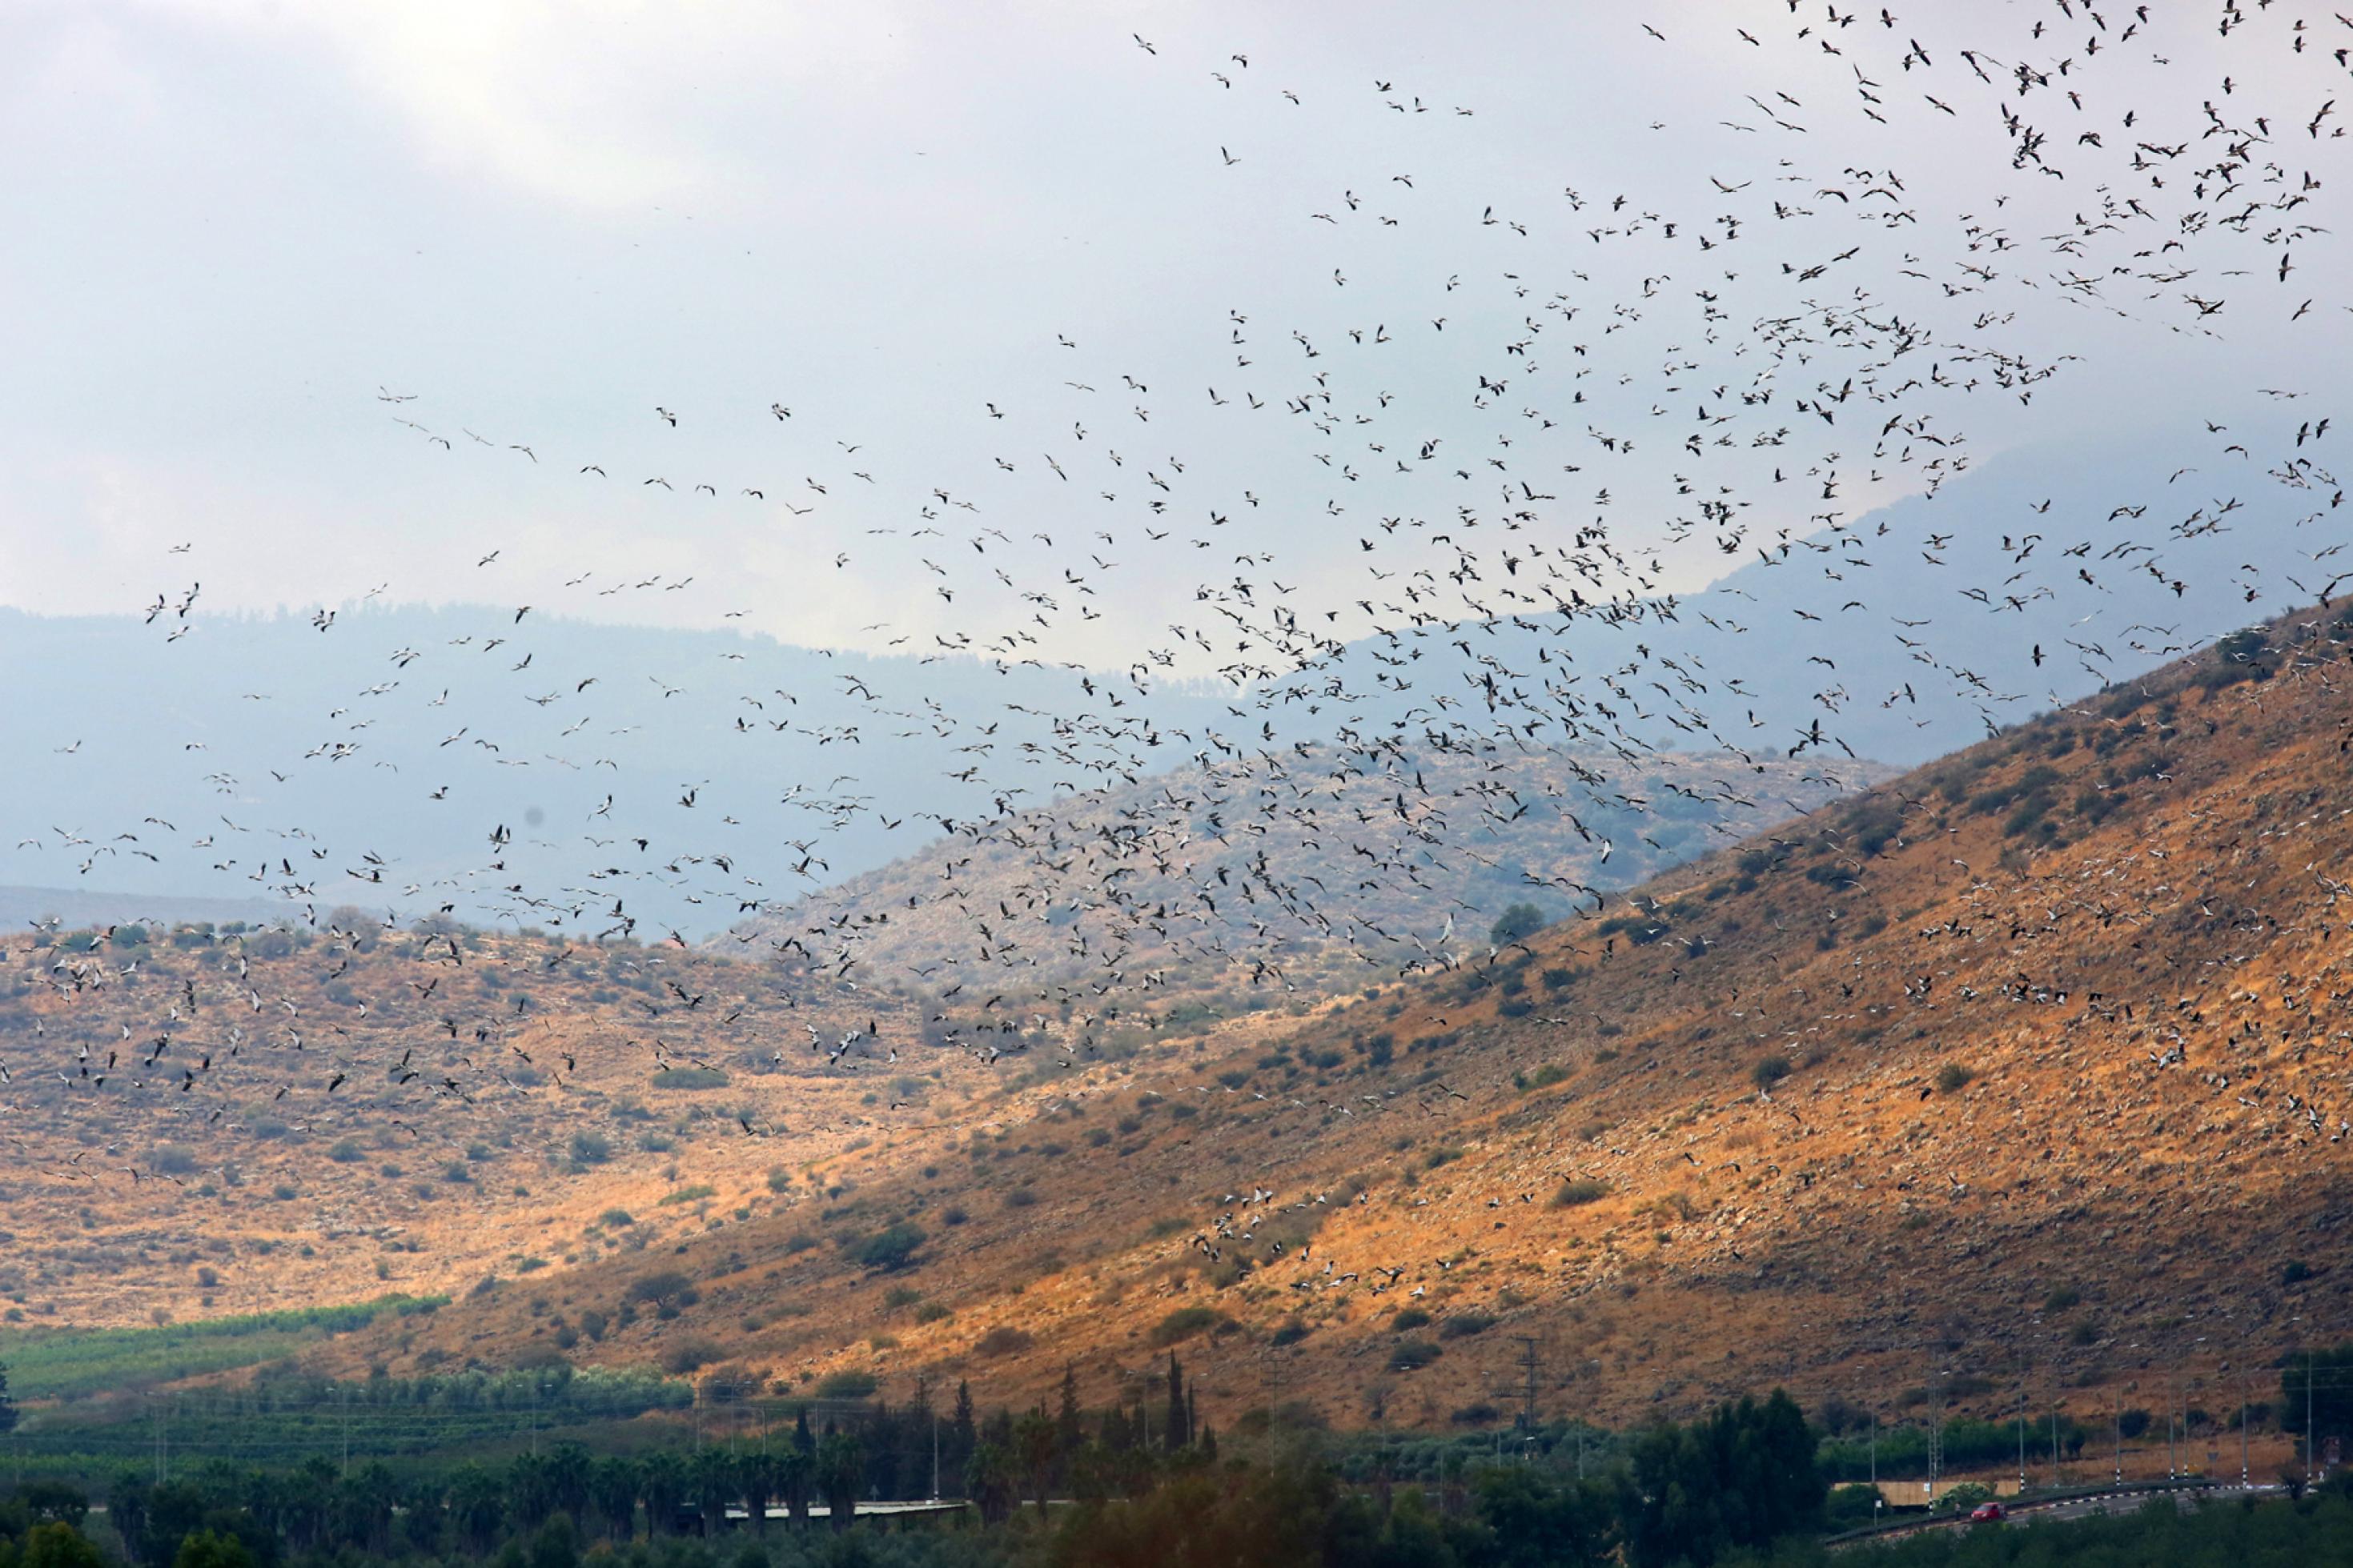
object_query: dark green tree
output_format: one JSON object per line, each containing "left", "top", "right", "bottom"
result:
{"left": 19, "top": 1522, "right": 108, "bottom": 1568}
{"left": 169, "top": 1531, "right": 251, "bottom": 1568}
{"left": 527, "top": 1514, "right": 578, "bottom": 1568}
{"left": 1476, "top": 1466, "right": 1624, "bottom": 1568}
{"left": 1626, "top": 1389, "right": 1821, "bottom": 1567}
{"left": 947, "top": 1380, "right": 978, "bottom": 1494}
{"left": 1165, "top": 1353, "right": 1189, "bottom": 1450}
{"left": 1057, "top": 1365, "right": 1086, "bottom": 1467}
{"left": 1489, "top": 903, "right": 1548, "bottom": 945}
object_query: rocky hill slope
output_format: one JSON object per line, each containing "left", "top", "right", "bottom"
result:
{"left": 268, "top": 598, "right": 2353, "bottom": 1436}
{"left": 745, "top": 746, "right": 1881, "bottom": 1014}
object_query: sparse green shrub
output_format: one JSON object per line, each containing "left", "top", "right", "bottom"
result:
{"left": 975, "top": 1325, "right": 1034, "bottom": 1357}
{"left": 1489, "top": 904, "right": 1548, "bottom": 945}
{"left": 853, "top": 1222, "right": 926, "bottom": 1272}
{"left": 815, "top": 1369, "right": 877, "bottom": 1398}
{"left": 1150, "top": 1306, "right": 1230, "bottom": 1347}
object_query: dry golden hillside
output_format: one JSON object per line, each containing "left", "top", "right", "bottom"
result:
{"left": 273, "top": 599, "right": 2353, "bottom": 1442}
{"left": 0, "top": 927, "right": 1006, "bottom": 1328}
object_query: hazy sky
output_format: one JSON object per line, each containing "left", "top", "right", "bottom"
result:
{"left": 3, "top": 2, "right": 2345, "bottom": 671}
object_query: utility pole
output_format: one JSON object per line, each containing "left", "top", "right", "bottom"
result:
{"left": 1869, "top": 1411, "right": 1880, "bottom": 1529}
{"left": 2307, "top": 1354, "right": 2316, "bottom": 1483}
{"left": 2241, "top": 1378, "right": 2250, "bottom": 1486}
{"left": 1509, "top": 1337, "right": 1542, "bottom": 1434}
{"left": 1926, "top": 1369, "right": 1945, "bottom": 1506}
{"left": 2113, "top": 1386, "right": 2122, "bottom": 1484}
{"left": 2017, "top": 1384, "right": 2027, "bottom": 1496}
{"left": 2166, "top": 1372, "right": 2176, "bottom": 1479}
{"left": 932, "top": 1410, "right": 941, "bottom": 1502}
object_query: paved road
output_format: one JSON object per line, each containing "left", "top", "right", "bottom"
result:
{"left": 1839, "top": 1482, "right": 2283, "bottom": 1548}
{"left": 2024, "top": 1482, "right": 2278, "bottom": 1524}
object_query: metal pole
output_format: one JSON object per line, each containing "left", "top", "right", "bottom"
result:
{"left": 2242, "top": 1379, "right": 2250, "bottom": 1486}
{"left": 2114, "top": 1386, "right": 2122, "bottom": 1484}
{"left": 2018, "top": 1384, "right": 2027, "bottom": 1495}
{"left": 2166, "top": 1372, "right": 2177, "bottom": 1478}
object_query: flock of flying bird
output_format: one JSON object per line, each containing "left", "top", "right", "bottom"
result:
{"left": 9, "top": 3, "right": 2353, "bottom": 1182}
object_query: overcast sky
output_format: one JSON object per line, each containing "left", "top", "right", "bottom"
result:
{"left": 3, "top": 2, "right": 2345, "bottom": 673}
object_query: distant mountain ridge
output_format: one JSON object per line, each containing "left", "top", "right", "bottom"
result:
{"left": 0, "top": 884, "right": 289, "bottom": 933}
{"left": 0, "top": 433, "right": 2309, "bottom": 944}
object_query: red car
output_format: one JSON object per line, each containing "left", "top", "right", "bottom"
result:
{"left": 1970, "top": 1502, "right": 2008, "bottom": 1523}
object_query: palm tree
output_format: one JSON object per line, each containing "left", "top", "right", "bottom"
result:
{"left": 446, "top": 1462, "right": 506, "bottom": 1555}
{"left": 687, "top": 1446, "right": 737, "bottom": 1534}
{"left": 637, "top": 1449, "right": 688, "bottom": 1537}
{"left": 1015, "top": 1408, "right": 1058, "bottom": 1518}
{"left": 586, "top": 1454, "right": 643, "bottom": 1543}
{"left": 505, "top": 1451, "right": 560, "bottom": 1534}
{"left": 817, "top": 1431, "right": 865, "bottom": 1531}
{"left": 774, "top": 1444, "right": 814, "bottom": 1524}
{"left": 965, "top": 1442, "right": 1016, "bottom": 1526}
{"left": 735, "top": 1448, "right": 773, "bottom": 1534}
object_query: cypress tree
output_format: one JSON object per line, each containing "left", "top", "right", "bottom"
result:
{"left": 1164, "top": 1353, "right": 1187, "bottom": 1450}
{"left": 1057, "top": 1365, "right": 1085, "bottom": 1459}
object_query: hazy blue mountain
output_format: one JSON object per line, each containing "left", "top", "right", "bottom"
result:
{"left": 2, "top": 433, "right": 2313, "bottom": 935}
{"left": 0, "top": 605, "right": 1235, "bottom": 936}
{"left": 0, "top": 884, "right": 287, "bottom": 933}
{"left": 1283, "top": 431, "right": 2315, "bottom": 767}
